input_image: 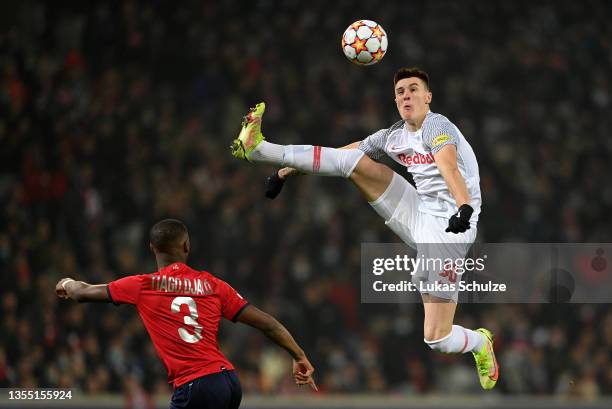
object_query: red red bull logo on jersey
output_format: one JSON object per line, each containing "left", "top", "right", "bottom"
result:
{"left": 398, "top": 152, "right": 435, "bottom": 166}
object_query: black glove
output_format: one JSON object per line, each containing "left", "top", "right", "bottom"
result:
{"left": 445, "top": 204, "right": 473, "bottom": 233}
{"left": 265, "top": 171, "right": 286, "bottom": 199}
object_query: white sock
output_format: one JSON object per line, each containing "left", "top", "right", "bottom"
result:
{"left": 250, "top": 141, "right": 364, "bottom": 178}
{"left": 425, "top": 325, "right": 485, "bottom": 353}
{"left": 248, "top": 141, "right": 285, "bottom": 164}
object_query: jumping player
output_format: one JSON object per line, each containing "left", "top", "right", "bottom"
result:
{"left": 55, "top": 219, "right": 317, "bottom": 409}
{"left": 230, "top": 67, "right": 498, "bottom": 390}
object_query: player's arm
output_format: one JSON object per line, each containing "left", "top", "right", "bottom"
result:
{"left": 434, "top": 145, "right": 470, "bottom": 207}
{"left": 55, "top": 278, "right": 111, "bottom": 303}
{"left": 265, "top": 141, "right": 363, "bottom": 198}
{"left": 434, "top": 145, "right": 473, "bottom": 233}
{"left": 236, "top": 305, "right": 305, "bottom": 359}
{"left": 236, "top": 305, "right": 318, "bottom": 390}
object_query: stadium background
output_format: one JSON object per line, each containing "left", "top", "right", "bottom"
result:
{"left": 1, "top": 0, "right": 611, "bottom": 407}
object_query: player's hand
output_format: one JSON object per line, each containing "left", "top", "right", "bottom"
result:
{"left": 265, "top": 170, "right": 285, "bottom": 199}
{"left": 445, "top": 204, "right": 473, "bottom": 234}
{"left": 293, "top": 356, "right": 318, "bottom": 391}
{"left": 55, "top": 278, "right": 75, "bottom": 299}
{"left": 265, "top": 167, "right": 300, "bottom": 199}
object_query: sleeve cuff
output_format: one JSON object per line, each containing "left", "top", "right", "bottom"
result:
{"left": 231, "top": 303, "right": 250, "bottom": 322}
{"left": 106, "top": 284, "right": 119, "bottom": 306}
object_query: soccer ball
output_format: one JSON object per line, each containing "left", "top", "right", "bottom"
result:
{"left": 341, "top": 20, "right": 388, "bottom": 66}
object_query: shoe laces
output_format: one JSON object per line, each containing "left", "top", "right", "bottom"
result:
{"left": 476, "top": 351, "right": 491, "bottom": 377}
{"left": 230, "top": 139, "right": 246, "bottom": 157}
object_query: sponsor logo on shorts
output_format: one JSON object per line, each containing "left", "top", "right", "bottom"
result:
{"left": 438, "top": 263, "right": 458, "bottom": 283}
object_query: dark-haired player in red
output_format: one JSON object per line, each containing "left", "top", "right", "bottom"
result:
{"left": 55, "top": 219, "right": 316, "bottom": 409}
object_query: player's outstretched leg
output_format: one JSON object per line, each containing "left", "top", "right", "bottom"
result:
{"left": 422, "top": 297, "right": 499, "bottom": 390}
{"left": 230, "top": 102, "right": 364, "bottom": 178}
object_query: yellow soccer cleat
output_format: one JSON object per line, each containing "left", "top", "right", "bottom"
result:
{"left": 230, "top": 102, "right": 266, "bottom": 161}
{"left": 472, "top": 328, "right": 499, "bottom": 390}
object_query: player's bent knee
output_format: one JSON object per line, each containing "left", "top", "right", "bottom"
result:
{"left": 352, "top": 154, "right": 387, "bottom": 177}
{"left": 350, "top": 155, "right": 394, "bottom": 201}
{"left": 338, "top": 149, "right": 366, "bottom": 178}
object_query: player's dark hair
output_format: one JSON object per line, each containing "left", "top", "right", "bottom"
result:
{"left": 394, "top": 67, "right": 430, "bottom": 91}
{"left": 150, "top": 219, "right": 188, "bottom": 252}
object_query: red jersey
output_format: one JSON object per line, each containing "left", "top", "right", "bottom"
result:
{"left": 107, "top": 262, "right": 249, "bottom": 388}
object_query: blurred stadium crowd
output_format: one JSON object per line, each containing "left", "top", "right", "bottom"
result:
{"left": 1, "top": 0, "right": 611, "bottom": 401}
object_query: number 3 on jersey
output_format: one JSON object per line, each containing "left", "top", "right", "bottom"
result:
{"left": 171, "top": 296, "right": 203, "bottom": 343}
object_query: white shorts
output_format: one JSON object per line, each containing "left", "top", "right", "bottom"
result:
{"left": 369, "top": 173, "right": 477, "bottom": 301}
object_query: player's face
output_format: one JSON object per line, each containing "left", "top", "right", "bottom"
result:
{"left": 394, "top": 77, "right": 432, "bottom": 121}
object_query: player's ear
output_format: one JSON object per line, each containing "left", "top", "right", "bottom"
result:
{"left": 183, "top": 239, "right": 190, "bottom": 255}
{"left": 426, "top": 91, "right": 432, "bottom": 104}
{"left": 149, "top": 243, "right": 155, "bottom": 253}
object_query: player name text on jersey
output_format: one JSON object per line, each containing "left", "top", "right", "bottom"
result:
{"left": 151, "top": 275, "right": 212, "bottom": 295}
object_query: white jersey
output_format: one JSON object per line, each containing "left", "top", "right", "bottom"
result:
{"left": 359, "top": 111, "right": 481, "bottom": 222}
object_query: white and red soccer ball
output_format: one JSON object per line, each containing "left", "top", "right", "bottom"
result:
{"left": 341, "top": 20, "right": 388, "bottom": 66}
